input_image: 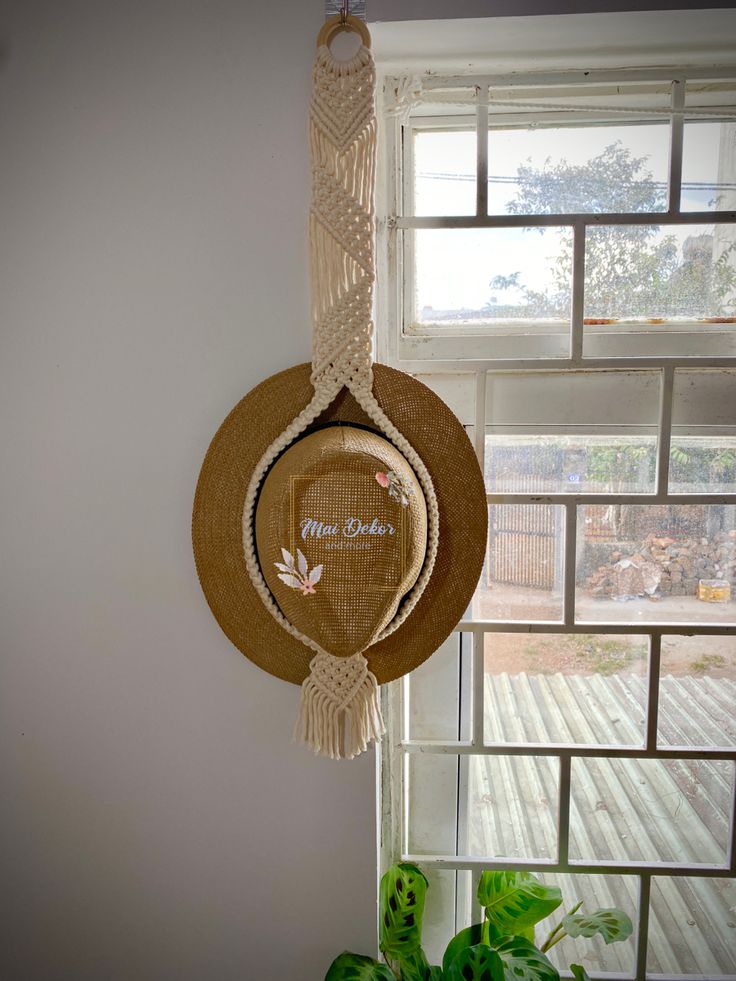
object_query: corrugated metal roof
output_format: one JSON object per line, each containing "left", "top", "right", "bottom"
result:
{"left": 469, "top": 673, "right": 736, "bottom": 976}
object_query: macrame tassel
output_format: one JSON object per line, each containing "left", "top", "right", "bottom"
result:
{"left": 294, "top": 652, "right": 385, "bottom": 760}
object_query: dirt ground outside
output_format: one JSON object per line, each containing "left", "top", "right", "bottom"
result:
{"left": 477, "top": 584, "right": 736, "bottom": 679}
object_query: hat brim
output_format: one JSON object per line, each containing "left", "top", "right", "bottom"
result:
{"left": 192, "top": 362, "right": 487, "bottom": 685}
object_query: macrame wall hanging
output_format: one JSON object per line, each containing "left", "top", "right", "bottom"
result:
{"left": 192, "top": 10, "right": 487, "bottom": 759}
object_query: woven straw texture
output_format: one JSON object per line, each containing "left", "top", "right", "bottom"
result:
{"left": 255, "top": 426, "right": 427, "bottom": 657}
{"left": 193, "top": 362, "right": 487, "bottom": 686}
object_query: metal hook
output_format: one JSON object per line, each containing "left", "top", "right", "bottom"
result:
{"left": 339, "top": 0, "right": 349, "bottom": 26}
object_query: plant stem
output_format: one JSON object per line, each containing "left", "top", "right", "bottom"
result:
{"left": 540, "top": 899, "right": 584, "bottom": 953}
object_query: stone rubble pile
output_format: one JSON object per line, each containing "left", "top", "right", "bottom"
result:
{"left": 586, "top": 530, "right": 736, "bottom": 600}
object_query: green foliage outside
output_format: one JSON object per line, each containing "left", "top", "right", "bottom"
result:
{"left": 487, "top": 142, "right": 736, "bottom": 320}
{"left": 325, "top": 863, "right": 633, "bottom": 981}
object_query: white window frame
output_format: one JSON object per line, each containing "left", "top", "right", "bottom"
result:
{"left": 376, "top": 58, "right": 736, "bottom": 981}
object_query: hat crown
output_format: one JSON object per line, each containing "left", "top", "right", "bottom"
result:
{"left": 255, "top": 426, "right": 427, "bottom": 657}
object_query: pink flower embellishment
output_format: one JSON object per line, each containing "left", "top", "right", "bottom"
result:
{"left": 375, "top": 469, "right": 413, "bottom": 507}
{"left": 274, "top": 548, "right": 323, "bottom": 597}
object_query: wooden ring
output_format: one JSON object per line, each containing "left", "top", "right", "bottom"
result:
{"left": 316, "top": 13, "right": 371, "bottom": 51}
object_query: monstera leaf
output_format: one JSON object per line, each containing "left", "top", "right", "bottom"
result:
{"left": 478, "top": 872, "right": 562, "bottom": 935}
{"left": 446, "top": 943, "right": 505, "bottom": 981}
{"left": 493, "top": 936, "right": 560, "bottom": 981}
{"left": 442, "top": 922, "right": 484, "bottom": 975}
{"left": 570, "top": 966, "right": 592, "bottom": 981}
{"left": 379, "top": 863, "right": 429, "bottom": 959}
{"left": 324, "top": 952, "right": 395, "bottom": 980}
{"left": 563, "top": 909, "right": 633, "bottom": 945}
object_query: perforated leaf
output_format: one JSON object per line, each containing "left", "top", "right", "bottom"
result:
{"left": 493, "top": 935, "right": 560, "bottom": 981}
{"left": 324, "top": 952, "right": 395, "bottom": 980}
{"left": 277, "top": 573, "right": 302, "bottom": 589}
{"left": 309, "top": 564, "right": 324, "bottom": 584}
{"left": 478, "top": 872, "right": 562, "bottom": 934}
{"left": 446, "top": 943, "right": 505, "bottom": 981}
{"left": 379, "top": 863, "right": 429, "bottom": 959}
{"left": 280, "top": 547, "right": 295, "bottom": 569}
{"left": 563, "top": 909, "right": 633, "bottom": 945}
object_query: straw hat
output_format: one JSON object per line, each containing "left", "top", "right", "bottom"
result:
{"left": 193, "top": 361, "right": 486, "bottom": 688}
{"left": 192, "top": 20, "right": 487, "bottom": 758}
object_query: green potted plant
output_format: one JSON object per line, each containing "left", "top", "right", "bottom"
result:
{"left": 325, "top": 862, "right": 632, "bottom": 980}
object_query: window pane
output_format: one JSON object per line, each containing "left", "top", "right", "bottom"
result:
{"left": 671, "top": 369, "right": 736, "bottom": 493}
{"left": 537, "top": 872, "right": 637, "bottom": 976}
{"left": 414, "top": 227, "right": 572, "bottom": 326}
{"left": 407, "top": 754, "right": 458, "bottom": 855}
{"left": 484, "top": 634, "right": 648, "bottom": 746}
{"left": 407, "top": 632, "right": 472, "bottom": 742}
{"left": 658, "top": 635, "right": 736, "bottom": 748}
{"left": 681, "top": 115, "right": 736, "bottom": 212}
{"left": 576, "top": 504, "right": 736, "bottom": 625}
{"left": 485, "top": 432, "right": 657, "bottom": 493}
{"left": 413, "top": 128, "right": 477, "bottom": 217}
{"left": 411, "top": 870, "right": 475, "bottom": 968}
{"left": 466, "top": 755, "right": 559, "bottom": 860}
{"left": 409, "top": 754, "right": 560, "bottom": 860}
{"left": 421, "top": 870, "right": 473, "bottom": 967}
{"left": 583, "top": 222, "right": 736, "bottom": 321}
{"left": 648, "top": 876, "right": 736, "bottom": 976}
{"left": 569, "top": 757, "right": 734, "bottom": 864}
{"left": 488, "top": 122, "right": 669, "bottom": 215}
{"left": 474, "top": 505, "right": 564, "bottom": 622}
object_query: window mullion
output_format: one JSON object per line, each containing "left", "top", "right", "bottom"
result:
{"left": 667, "top": 78, "right": 685, "bottom": 216}
{"left": 475, "top": 87, "right": 489, "bottom": 217}
{"left": 635, "top": 875, "right": 652, "bottom": 981}
{"left": 655, "top": 365, "right": 675, "bottom": 498}
{"left": 570, "top": 222, "right": 585, "bottom": 363}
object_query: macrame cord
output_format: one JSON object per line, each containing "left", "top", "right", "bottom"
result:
{"left": 242, "top": 42, "right": 440, "bottom": 759}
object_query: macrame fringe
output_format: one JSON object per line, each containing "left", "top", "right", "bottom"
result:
{"left": 294, "top": 652, "right": 385, "bottom": 760}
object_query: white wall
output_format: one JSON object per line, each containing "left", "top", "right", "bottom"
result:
{"left": 0, "top": 3, "right": 378, "bottom": 979}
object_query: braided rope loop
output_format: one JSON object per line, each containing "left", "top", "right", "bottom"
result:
{"left": 241, "top": 42, "right": 440, "bottom": 758}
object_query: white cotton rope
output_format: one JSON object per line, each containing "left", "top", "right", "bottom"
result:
{"left": 241, "top": 43, "right": 440, "bottom": 759}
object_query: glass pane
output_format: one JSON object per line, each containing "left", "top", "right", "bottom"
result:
{"left": 415, "top": 227, "right": 572, "bottom": 326}
{"left": 488, "top": 122, "right": 669, "bottom": 215}
{"left": 576, "top": 504, "right": 736, "bottom": 625}
{"left": 409, "top": 755, "right": 560, "bottom": 860}
{"left": 682, "top": 119, "right": 736, "bottom": 213}
{"left": 407, "top": 753, "right": 458, "bottom": 855}
{"left": 485, "top": 433, "right": 657, "bottom": 493}
{"left": 409, "top": 870, "right": 474, "bottom": 968}
{"left": 648, "top": 876, "right": 736, "bottom": 977}
{"left": 484, "top": 371, "right": 660, "bottom": 492}
{"left": 569, "top": 757, "right": 734, "bottom": 864}
{"left": 465, "top": 755, "right": 559, "bottom": 860}
{"left": 536, "top": 872, "right": 637, "bottom": 976}
{"left": 483, "top": 634, "right": 648, "bottom": 746}
{"left": 420, "top": 869, "right": 462, "bottom": 967}
{"left": 408, "top": 632, "right": 472, "bottom": 742}
{"left": 671, "top": 369, "right": 736, "bottom": 493}
{"left": 658, "top": 635, "right": 736, "bottom": 748}
{"left": 583, "top": 222, "right": 736, "bottom": 321}
{"left": 413, "top": 128, "right": 476, "bottom": 217}
{"left": 474, "top": 505, "right": 564, "bottom": 622}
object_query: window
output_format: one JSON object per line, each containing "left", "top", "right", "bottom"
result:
{"left": 377, "top": 56, "right": 736, "bottom": 981}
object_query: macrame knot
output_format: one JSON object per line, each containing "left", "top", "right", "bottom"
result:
{"left": 294, "top": 652, "right": 384, "bottom": 760}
